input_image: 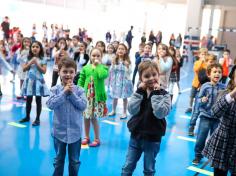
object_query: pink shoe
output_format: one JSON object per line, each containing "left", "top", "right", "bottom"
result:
{"left": 89, "top": 139, "right": 100, "bottom": 147}
{"left": 81, "top": 138, "right": 90, "bottom": 145}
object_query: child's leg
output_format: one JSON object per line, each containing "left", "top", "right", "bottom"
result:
{"left": 109, "top": 98, "right": 118, "bottom": 115}
{"left": 0, "top": 83, "right": 2, "bottom": 96}
{"left": 91, "top": 118, "right": 100, "bottom": 142}
{"left": 194, "top": 117, "right": 210, "bottom": 160}
{"left": 51, "top": 71, "right": 59, "bottom": 87}
{"left": 19, "top": 96, "right": 33, "bottom": 122}
{"left": 68, "top": 139, "right": 81, "bottom": 176}
{"left": 53, "top": 137, "right": 67, "bottom": 176}
{"left": 32, "top": 96, "right": 42, "bottom": 126}
{"left": 121, "top": 137, "right": 142, "bottom": 175}
{"left": 84, "top": 118, "right": 90, "bottom": 139}
{"left": 213, "top": 168, "right": 228, "bottom": 176}
{"left": 143, "top": 140, "right": 161, "bottom": 175}
{"left": 122, "top": 98, "right": 128, "bottom": 117}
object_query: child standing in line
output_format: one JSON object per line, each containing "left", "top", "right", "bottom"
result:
{"left": 0, "top": 41, "right": 14, "bottom": 96}
{"left": 132, "top": 43, "right": 145, "bottom": 85}
{"left": 16, "top": 37, "right": 31, "bottom": 99}
{"left": 155, "top": 43, "right": 173, "bottom": 91}
{"left": 47, "top": 58, "right": 87, "bottom": 176}
{"left": 78, "top": 48, "right": 108, "bottom": 147}
{"left": 219, "top": 49, "right": 232, "bottom": 84}
{"left": 19, "top": 41, "right": 49, "bottom": 126}
{"left": 51, "top": 37, "right": 69, "bottom": 87}
{"left": 121, "top": 60, "right": 171, "bottom": 176}
{"left": 192, "top": 63, "right": 225, "bottom": 165}
{"left": 185, "top": 48, "right": 208, "bottom": 113}
{"left": 188, "top": 54, "right": 217, "bottom": 136}
{"left": 108, "top": 43, "right": 133, "bottom": 119}
{"left": 203, "top": 65, "right": 236, "bottom": 176}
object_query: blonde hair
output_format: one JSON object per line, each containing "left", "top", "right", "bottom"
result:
{"left": 205, "top": 54, "right": 217, "bottom": 62}
{"left": 199, "top": 48, "right": 208, "bottom": 54}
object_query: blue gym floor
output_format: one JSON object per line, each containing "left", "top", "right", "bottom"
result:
{"left": 0, "top": 60, "right": 215, "bottom": 176}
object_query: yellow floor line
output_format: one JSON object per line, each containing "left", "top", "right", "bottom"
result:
{"left": 187, "top": 166, "right": 213, "bottom": 176}
{"left": 8, "top": 122, "right": 27, "bottom": 128}
{"left": 177, "top": 136, "right": 196, "bottom": 142}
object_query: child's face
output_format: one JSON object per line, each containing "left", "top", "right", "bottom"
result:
{"left": 58, "top": 40, "right": 66, "bottom": 49}
{"left": 139, "top": 45, "right": 144, "bottom": 53}
{"left": 79, "top": 43, "right": 85, "bottom": 52}
{"left": 31, "top": 43, "right": 40, "bottom": 56}
{"left": 59, "top": 66, "right": 76, "bottom": 85}
{"left": 107, "top": 45, "right": 114, "bottom": 54}
{"left": 141, "top": 67, "right": 159, "bottom": 89}
{"left": 144, "top": 45, "right": 152, "bottom": 55}
{"left": 223, "top": 51, "right": 229, "bottom": 59}
{"left": 209, "top": 67, "right": 222, "bottom": 84}
{"left": 199, "top": 52, "right": 207, "bottom": 60}
{"left": 72, "top": 38, "right": 79, "bottom": 46}
{"left": 90, "top": 49, "right": 102, "bottom": 64}
{"left": 206, "top": 59, "right": 215, "bottom": 67}
{"left": 116, "top": 45, "right": 126, "bottom": 57}
{"left": 96, "top": 43, "right": 105, "bottom": 53}
{"left": 157, "top": 45, "right": 167, "bottom": 58}
{"left": 24, "top": 39, "right": 31, "bottom": 49}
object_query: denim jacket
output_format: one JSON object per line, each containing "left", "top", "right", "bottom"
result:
{"left": 198, "top": 82, "right": 225, "bottom": 118}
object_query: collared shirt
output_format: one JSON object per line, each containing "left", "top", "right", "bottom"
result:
{"left": 46, "top": 84, "right": 87, "bottom": 144}
{"left": 198, "top": 82, "right": 226, "bottom": 118}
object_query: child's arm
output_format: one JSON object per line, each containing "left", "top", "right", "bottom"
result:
{"left": 151, "top": 90, "right": 171, "bottom": 119}
{"left": 35, "top": 58, "right": 47, "bottom": 74}
{"left": 198, "top": 83, "right": 209, "bottom": 107}
{"left": 0, "top": 56, "right": 14, "bottom": 72}
{"left": 95, "top": 65, "right": 109, "bottom": 79}
{"left": 78, "top": 68, "right": 86, "bottom": 87}
{"left": 46, "top": 87, "right": 67, "bottom": 109}
{"left": 68, "top": 87, "right": 87, "bottom": 111}
{"left": 128, "top": 88, "right": 145, "bottom": 116}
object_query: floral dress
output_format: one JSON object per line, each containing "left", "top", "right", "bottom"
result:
{"left": 84, "top": 77, "right": 108, "bottom": 119}
{"left": 109, "top": 62, "right": 133, "bottom": 99}
{"left": 21, "top": 57, "right": 49, "bottom": 96}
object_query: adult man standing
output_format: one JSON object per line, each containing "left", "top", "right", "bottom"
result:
{"left": 126, "top": 26, "right": 134, "bottom": 53}
{"left": 1, "top": 16, "right": 10, "bottom": 41}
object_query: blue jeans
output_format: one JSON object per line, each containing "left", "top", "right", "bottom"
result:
{"left": 194, "top": 117, "right": 219, "bottom": 158}
{"left": 121, "top": 137, "right": 161, "bottom": 176}
{"left": 189, "top": 91, "right": 200, "bottom": 127}
{"left": 53, "top": 137, "right": 81, "bottom": 176}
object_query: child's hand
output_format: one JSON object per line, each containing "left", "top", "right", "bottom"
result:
{"left": 94, "top": 59, "right": 100, "bottom": 65}
{"left": 201, "top": 96, "right": 208, "bottom": 103}
{"left": 124, "top": 61, "right": 129, "bottom": 67}
{"left": 64, "top": 79, "right": 73, "bottom": 93}
{"left": 138, "top": 82, "right": 147, "bottom": 90}
{"left": 230, "top": 86, "right": 236, "bottom": 99}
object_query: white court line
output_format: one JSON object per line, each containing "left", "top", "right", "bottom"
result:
{"left": 102, "top": 120, "right": 119, "bottom": 126}
{"left": 180, "top": 87, "right": 191, "bottom": 93}
{"left": 180, "top": 115, "right": 191, "bottom": 119}
{"left": 180, "top": 69, "right": 188, "bottom": 80}
{"left": 187, "top": 166, "right": 213, "bottom": 176}
{"left": 177, "top": 136, "right": 196, "bottom": 142}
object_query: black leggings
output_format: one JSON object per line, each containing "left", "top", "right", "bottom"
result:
{"left": 26, "top": 96, "right": 42, "bottom": 121}
{"left": 214, "top": 168, "right": 236, "bottom": 176}
{"left": 51, "top": 70, "right": 59, "bottom": 87}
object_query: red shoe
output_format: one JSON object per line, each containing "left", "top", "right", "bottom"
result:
{"left": 89, "top": 139, "right": 100, "bottom": 147}
{"left": 81, "top": 138, "right": 90, "bottom": 145}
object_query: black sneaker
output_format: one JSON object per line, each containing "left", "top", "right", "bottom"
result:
{"left": 32, "top": 120, "right": 40, "bottom": 126}
{"left": 188, "top": 126, "right": 195, "bottom": 136}
{"left": 185, "top": 107, "right": 192, "bottom": 113}
{"left": 19, "top": 117, "right": 30, "bottom": 123}
{"left": 192, "top": 157, "right": 201, "bottom": 165}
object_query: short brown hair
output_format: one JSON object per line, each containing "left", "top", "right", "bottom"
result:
{"left": 58, "top": 58, "right": 77, "bottom": 72}
{"left": 206, "top": 63, "right": 222, "bottom": 75}
{"left": 205, "top": 54, "right": 217, "bottom": 62}
{"left": 138, "top": 60, "right": 159, "bottom": 79}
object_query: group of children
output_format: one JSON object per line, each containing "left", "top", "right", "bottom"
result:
{"left": 1, "top": 30, "right": 236, "bottom": 175}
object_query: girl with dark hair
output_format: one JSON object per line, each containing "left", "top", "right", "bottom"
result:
{"left": 19, "top": 41, "right": 49, "bottom": 126}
